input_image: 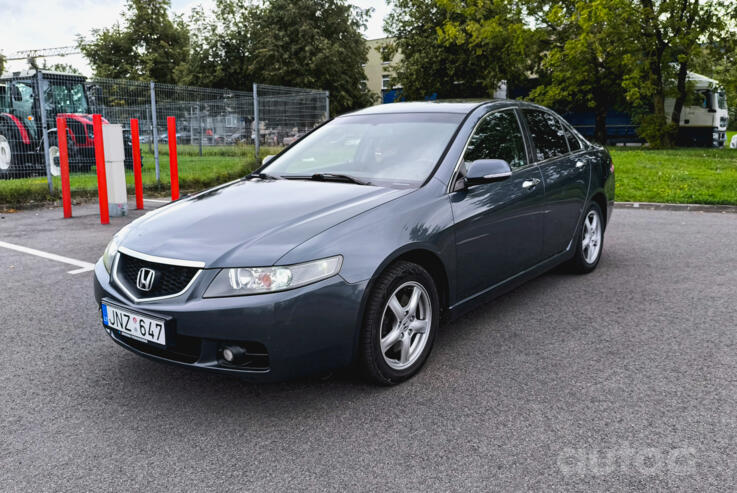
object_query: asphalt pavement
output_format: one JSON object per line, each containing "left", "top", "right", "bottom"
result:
{"left": 1, "top": 202, "right": 736, "bottom": 491}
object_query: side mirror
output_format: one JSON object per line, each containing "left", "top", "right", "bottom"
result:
{"left": 262, "top": 155, "right": 276, "bottom": 165}
{"left": 464, "top": 159, "right": 512, "bottom": 186}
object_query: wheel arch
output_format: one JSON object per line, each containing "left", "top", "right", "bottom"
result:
{"left": 364, "top": 246, "right": 452, "bottom": 317}
{"left": 590, "top": 191, "right": 608, "bottom": 231}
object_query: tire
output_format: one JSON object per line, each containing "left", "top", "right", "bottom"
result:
{"left": 358, "top": 261, "right": 440, "bottom": 385}
{"left": 570, "top": 202, "right": 604, "bottom": 273}
{"left": 0, "top": 128, "right": 24, "bottom": 179}
{"left": 48, "top": 133, "right": 61, "bottom": 177}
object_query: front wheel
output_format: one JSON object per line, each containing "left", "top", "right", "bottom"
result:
{"left": 358, "top": 261, "right": 439, "bottom": 385}
{"left": 0, "top": 130, "right": 27, "bottom": 179}
{"left": 570, "top": 202, "right": 604, "bottom": 273}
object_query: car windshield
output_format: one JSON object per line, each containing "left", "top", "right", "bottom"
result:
{"left": 262, "top": 112, "right": 464, "bottom": 188}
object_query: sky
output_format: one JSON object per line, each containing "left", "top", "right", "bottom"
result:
{"left": 0, "top": 0, "right": 390, "bottom": 76}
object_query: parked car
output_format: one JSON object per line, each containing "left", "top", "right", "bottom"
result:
{"left": 94, "top": 101, "right": 615, "bottom": 384}
{"left": 226, "top": 130, "right": 249, "bottom": 144}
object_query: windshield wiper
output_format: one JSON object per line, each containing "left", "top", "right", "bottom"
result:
{"left": 247, "top": 172, "right": 281, "bottom": 180}
{"left": 309, "top": 173, "right": 371, "bottom": 185}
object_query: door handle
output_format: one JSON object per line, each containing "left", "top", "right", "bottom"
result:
{"left": 575, "top": 160, "right": 585, "bottom": 168}
{"left": 522, "top": 178, "right": 540, "bottom": 190}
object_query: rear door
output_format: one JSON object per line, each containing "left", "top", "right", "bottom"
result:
{"left": 450, "top": 109, "right": 546, "bottom": 301}
{"left": 522, "top": 109, "right": 590, "bottom": 258}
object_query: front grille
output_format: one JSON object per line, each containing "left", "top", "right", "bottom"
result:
{"left": 117, "top": 252, "right": 199, "bottom": 299}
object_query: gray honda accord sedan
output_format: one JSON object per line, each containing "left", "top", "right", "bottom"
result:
{"left": 94, "top": 100, "right": 614, "bottom": 384}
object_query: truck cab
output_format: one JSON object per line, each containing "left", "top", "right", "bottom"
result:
{"left": 665, "top": 72, "right": 729, "bottom": 147}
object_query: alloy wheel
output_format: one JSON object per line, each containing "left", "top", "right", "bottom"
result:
{"left": 582, "top": 209, "right": 602, "bottom": 264}
{"left": 379, "top": 281, "right": 432, "bottom": 370}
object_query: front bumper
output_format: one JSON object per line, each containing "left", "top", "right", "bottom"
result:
{"left": 93, "top": 260, "right": 368, "bottom": 381}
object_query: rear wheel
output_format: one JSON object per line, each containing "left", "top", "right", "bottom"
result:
{"left": 48, "top": 133, "right": 61, "bottom": 177}
{"left": 570, "top": 202, "right": 604, "bottom": 273}
{"left": 358, "top": 261, "right": 439, "bottom": 385}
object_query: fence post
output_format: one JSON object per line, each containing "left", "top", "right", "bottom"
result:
{"left": 167, "top": 116, "right": 179, "bottom": 201}
{"left": 150, "top": 81, "right": 160, "bottom": 182}
{"left": 146, "top": 105, "right": 153, "bottom": 153}
{"left": 253, "top": 83, "right": 260, "bottom": 160}
{"left": 35, "top": 71, "right": 53, "bottom": 193}
{"left": 93, "top": 114, "right": 109, "bottom": 225}
{"left": 326, "top": 90, "right": 330, "bottom": 119}
{"left": 56, "top": 117, "right": 72, "bottom": 218}
{"left": 198, "top": 104, "right": 203, "bottom": 157}
{"left": 130, "top": 118, "right": 144, "bottom": 210}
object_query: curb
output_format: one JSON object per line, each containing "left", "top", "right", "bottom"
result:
{"left": 615, "top": 202, "right": 737, "bottom": 214}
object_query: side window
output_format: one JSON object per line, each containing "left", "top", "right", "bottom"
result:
{"left": 562, "top": 122, "right": 581, "bottom": 152}
{"left": 464, "top": 110, "right": 527, "bottom": 169}
{"left": 523, "top": 109, "right": 569, "bottom": 161}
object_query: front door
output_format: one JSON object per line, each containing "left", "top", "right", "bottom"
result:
{"left": 450, "top": 109, "right": 546, "bottom": 302}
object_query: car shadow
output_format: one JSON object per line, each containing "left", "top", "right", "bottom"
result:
{"left": 101, "top": 258, "right": 610, "bottom": 418}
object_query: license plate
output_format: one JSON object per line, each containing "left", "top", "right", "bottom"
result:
{"left": 102, "top": 303, "right": 166, "bottom": 346}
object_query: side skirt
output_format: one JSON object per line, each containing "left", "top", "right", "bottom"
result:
{"left": 445, "top": 247, "right": 576, "bottom": 323}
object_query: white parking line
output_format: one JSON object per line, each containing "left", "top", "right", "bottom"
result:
{"left": 144, "top": 198, "right": 170, "bottom": 203}
{"left": 0, "top": 240, "right": 95, "bottom": 274}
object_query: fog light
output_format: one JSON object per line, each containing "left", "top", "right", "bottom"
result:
{"left": 221, "top": 345, "right": 246, "bottom": 364}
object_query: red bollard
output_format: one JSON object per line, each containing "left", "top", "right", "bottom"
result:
{"left": 130, "top": 118, "right": 144, "bottom": 210}
{"left": 93, "top": 114, "right": 109, "bottom": 225}
{"left": 167, "top": 116, "right": 179, "bottom": 201}
{"left": 56, "top": 117, "right": 72, "bottom": 218}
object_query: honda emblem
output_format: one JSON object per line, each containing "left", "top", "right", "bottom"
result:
{"left": 136, "top": 268, "right": 156, "bottom": 292}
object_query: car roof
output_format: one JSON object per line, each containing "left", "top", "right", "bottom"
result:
{"left": 342, "top": 100, "right": 507, "bottom": 117}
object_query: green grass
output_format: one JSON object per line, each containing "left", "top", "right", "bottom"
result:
{"left": 609, "top": 146, "right": 737, "bottom": 205}
{"left": 0, "top": 145, "right": 282, "bottom": 207}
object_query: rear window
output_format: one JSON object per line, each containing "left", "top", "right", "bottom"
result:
{"left": 524, "top": 109, "right": 569, "bottom": 161}
{"left": 563, "top": 124, "right": 581, "bottom": 152}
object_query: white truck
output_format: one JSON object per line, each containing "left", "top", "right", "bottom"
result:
{"left": 665, "top": 72, "right": 729, "bottom": 147}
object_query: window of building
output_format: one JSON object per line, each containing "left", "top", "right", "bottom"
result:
{"left": 382, "top": 75, "right": 391, "bottom": 90}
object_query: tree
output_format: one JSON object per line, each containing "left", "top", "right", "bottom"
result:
{"left": 0, "top": 54, "right": 5, "bottom": 75}
{"left": 436, "top": 0, "right": 540, "bottom": 97}
{"left": 249, "top": 0, "right": 374, "bottom": 113}
{"left": 180, "top": 1, "right": 258, "bottom": 89}
{"left": 42, "top": 62, "right": 83, "bottom": 75}
{"left": 184, "top": 0, "right": 373, "bottom": 113}
{"left": 386, "top": 0, "right": 538, "bottom": 100}
{"left": 528, "top": 0, "right": 633, "bottom": 143}
{"left": 622, "top": 0, "right": 733, "bottom": 146}
{"left": 78, "top": 0, "right": 189, "bottom": 83}
{"left": 385, "top": 0, "right": 489, "bottom": 99}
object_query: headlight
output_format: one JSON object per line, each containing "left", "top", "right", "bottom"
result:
{"left": 102, "top": 227, "right": 129, "bottom": 273}
{"left": 204, "top": 256, "right": 343, "bottom": 297}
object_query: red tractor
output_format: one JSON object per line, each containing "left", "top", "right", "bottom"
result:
{"left": 0, "top": 70, "right": 137, "bottom": 178}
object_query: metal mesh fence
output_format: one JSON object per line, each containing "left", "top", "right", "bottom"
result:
{"left": 0, "top": 69, "right": 329, "bottom": 196}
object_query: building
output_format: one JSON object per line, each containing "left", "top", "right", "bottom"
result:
{"left": 364, "top": 37, "right": 402, "bottom": 104}
{"left": 363, "top": 37, "right": 507, "bottom": 104}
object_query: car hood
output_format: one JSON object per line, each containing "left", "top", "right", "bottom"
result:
{"left": 121, "top": 179, "right": 410, "bottom": 267}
